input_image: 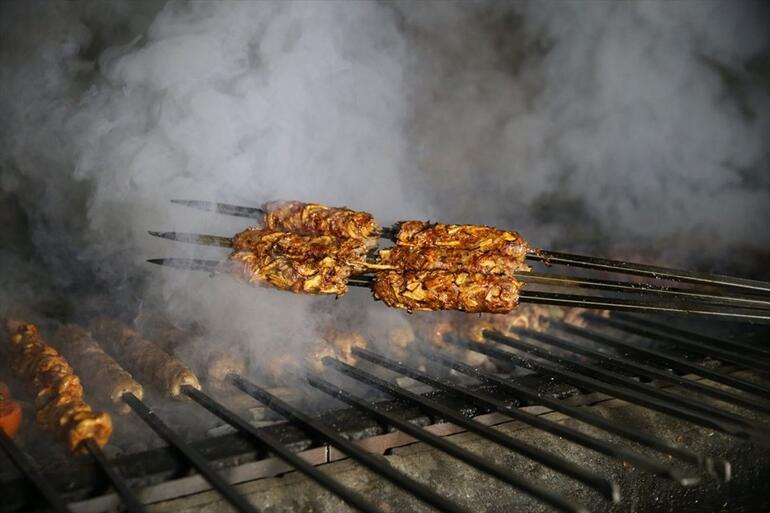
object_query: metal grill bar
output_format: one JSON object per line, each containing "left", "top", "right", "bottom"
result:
{"left": 82, "top": 438, "right": 148, "bottom": 513}
{"left": 182, "top": 385, "right": 386, "bottom": 513}
{"left": 551, "top": 321, "right": 770, "bottom": 415}
{"left": 488, "top": 330, "right": 770, "bottom": 441}
{"left": 614, "top": 315, "right": 770, "bottom": 359}
{"left": 422, "top": 346, "right": 729, "bottom": 482}
{"left": 121, "top": 392, "right": 260, "bottom": 513}
{"left": 588, "top": 316, "right": 770, "bottom": 373}
{"left": 321, "top": 357, "right": 619, "bottom": 500}
{"left": 556, "top": 321, "right": 770, "bottom": 399}
{"left": 352, "top": 348, "right": 700, "bottom": 485}
{"left": 228, "top": 374, "right": 472, "bottom": 513}
{"left": 307, "top": 374, "right": 589, "bottom": 513}
{"left": 473, "top": 333, "right": 770, "bottom": 446}
{"left": 0, "top": 430, "right": 71, "bottom": 513}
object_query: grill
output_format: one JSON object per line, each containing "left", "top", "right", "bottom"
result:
{"left": 3, "top": 312, "right": 769, "bottom": 513}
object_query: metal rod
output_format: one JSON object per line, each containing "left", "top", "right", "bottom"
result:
{"left": 82, "top": 438, "right": 148, "bottom": 513}
{"left": 307, "top": 374, "right": 589, "bottom": 513}
{"left": 0, "top": 430, "right": 71, "bottom": 513}
{"left": 121, "top": 392, "right": 261, "bottom": 513}
{"left": 352, "top": 348, "right": 701, "bottom": 486}
{"left": 143, "top": 259, "right": 770, "bottom": 322}
{"left": 322, "top": 357, "right": 620, "bottom": 499}
{"left": 423, "top": 346, "right": 729, "bottom": 482}
{"left": 611, "top": 314, "right": 770, "bottom": 362}
{"left": 527, "top": 249, "right": 770, "bottom": 295}
{"left": 171, "top": 199, "right": 265, "bottom": 218}
{"left": 477, "top": 332, "right": 770, "bottom": 447}
{"left": 562, "top": 321, "right": 770, "bottom": 400}
{"left": 493, "top": 330, "right": 770, "bottom": 436}
{"left": 587, "top": 316, "right": 770, "bottom": 373}
{"left": 551, "top": 322, "right": 770, "bottom": 416}
{"left": 517, "top": 291, "right": 770, "bottom": 323}
{"left": 182, "top": 386, "right": 385, "bottom": 513}
{"left": 228, "top": 374, "right": 472, "bottom": 513}
{"left": 148, "top": 231, "right": 233, "bottom": 248}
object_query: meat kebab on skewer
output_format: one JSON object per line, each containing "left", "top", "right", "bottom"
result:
{"left": 55, "top": 324, "right": 144, "bottom": 414}
{"left": 378, "top": 245, "right": 531, "bottom": 275}
{"left": 90, "top": 317, "right": 201, "bottom": 400}
{"left": 263, "top": 201, "right": 379, "bottom": 241}
{"left": 4, "top": 320, "right": 112, "bottom": 452}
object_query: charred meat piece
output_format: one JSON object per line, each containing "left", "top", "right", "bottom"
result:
{"left": 89, "top": 317, "right": 201, "bottom": 399}
{"left": 373, "top": 271, "right": 522, "bottom": 313}
{"left": 229, "top": 250, "right": 353, "bottom": 296}
{"left": 264, "top": 201, "right": 378, "bottom": 240}
{"left": 378, "top": 246, "right": 531, "bottom": 275}
{"left": 395, "top": 221, "right": 529, "bottom": 258}
{"left": 55, "top": 324, "right": 144, "bottom": 414}
{"left": 232, "top": 228, "right": 371, "bottom": 271}
{"left": 5, "top": 320, "right": 112, "bottom": 451}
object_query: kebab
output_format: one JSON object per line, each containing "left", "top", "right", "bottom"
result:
{"left": 372, "top": 271, "right": 522, "bottom": 313}
{"left": 89, "top": 317, "right": 201, "bottom": 400}
{"left": 263, "top": 201, "right": 379, "bottom": 241}
{"left": 4, "top": 320, "right": 112, "bottom": 451}
{"left": 55, "top": 324, "right": 143, "bottom": 414}
{"left": 378, "top": 245, "right": 531, "bottom": 275}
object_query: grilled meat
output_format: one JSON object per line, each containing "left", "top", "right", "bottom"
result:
{"left": 264, "top": 201, "right": 378, "bottom": 240}
{"left": 232, "top": 228, "right": 371, "bottom": 272}
{"left": 395, "top": 221, "right": 529, "bottom": 259}
{"left": 89, "top": 317, "right": 201, "bottom": 399}
{"left": 205, "top": 351, "right": 246, "bottom": 382}
{"left": 373, "top": 271, "right": 522, "bottom": 313}
{"left": 230, "top": 250, "right": 353, "bottom": 296}
{"left": 5, "top": 320, "right": 112, "bottom": 451}
{"left": 55, "top": 324, "right": 143, "bottom": 414}
{"left": 378, "top": 246, "right": 531, "bottom": 275}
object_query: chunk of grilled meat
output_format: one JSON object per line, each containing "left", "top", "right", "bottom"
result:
{"left": 395, "top": 221, "right": 529, "bottom": 258}
{"left": 378, "top": 246, "right": 531, "bottom": 275}
{"left": 55, "top": 324, "right": 143, "bottom": 414}
{"left": 89, "top": 317, "right": 201, "bottom": 399}
{"left": 5, "top": 320, "right": 112, "bottom": 451}
{"left": 373, "top": 271, "right": 522, "bottom": 313}
{"left": 264, "top": 201, "right": 378, "bottom": 240}
{"left": 232, "top": 228, "right": 371, "bottom": 272}
{"left": 205, "top": 351, "right": 246, "bottom": 382}
{"left": 230, "top": 250, "right": 353, "bottom": 296}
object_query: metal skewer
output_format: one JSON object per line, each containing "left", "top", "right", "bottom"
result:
{"left": 147, "top": 231, "right": 770, "bottom": 309}
{"left": 121, "top": 393, "right": 260, "bottom": 513}
{"left": 0, "top": 430, "right": 71, "bottom": 513}
{"left": 170, "top": 200, "right": 265, "bottom": 218}
{"left": 144, "top": 258, "right": 770, "bottom": 322}
{"left": 82, "top": 438, "right": 148, "bottom": 513}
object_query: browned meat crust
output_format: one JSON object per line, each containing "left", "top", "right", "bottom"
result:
{"left": 229, "top": 250, "right": 353, "bottom": 296}
{"left": 55, "top": 324, "right": 143, "bottom": 414}
{"left": 232, "top": 228, "right": 371, "bottom": 271}
{"left": 378, "top": 246, "right": 531, "bottom": 275}
{"left": 5, "top": 320, "right": 112, "bottom": 451}
{"left": 89, "top": 317, "right": 201, "bottom": 399}
{"left": 395, "top": 221, "right": 529, "bottom": 258}
{"left": 373, "top": 271, "right": 522, "bottom": 313}
{"left": 264, "top": 201, "right": 378, "bottom": 240}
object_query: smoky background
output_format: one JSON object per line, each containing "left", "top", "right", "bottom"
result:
{"left": 1, "top": 0, "right": 769, "bottom": 383}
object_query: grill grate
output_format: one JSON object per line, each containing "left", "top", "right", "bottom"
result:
{"left": 2, "top": 314, "right": 769, "bottom": 513}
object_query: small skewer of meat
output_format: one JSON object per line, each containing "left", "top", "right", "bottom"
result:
{"left": 230, "top": 250, "right": 354, "bottom": 296}
{"left": 395, "top": 221, "right": 529, "bottom": 259}
{"left": 264, "top": 201, "right": 378, "bottom": 241}
{"left": 378, "top": 246, "right": 531, "bottom": 276}
{"left": 373, "top": 271, "right": 523, "bottom": 313}
{"left": 232, "top": 228, "right": 372, "bottom": 270}
{"left": 4, "top": 320, "right": 112, "bottom": 452}
{"left": 55, "top": 324, "right": 143, "bottom": 414}
{"left": 89, "top": 317, "right": 201, "bottom": 400}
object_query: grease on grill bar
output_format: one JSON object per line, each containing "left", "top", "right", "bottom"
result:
{"left": 2, "top": 315, "right": 770, "bottom": 512}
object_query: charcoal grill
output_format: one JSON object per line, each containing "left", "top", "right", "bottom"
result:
{"left": 2, "top": 312, "right": 769, "bottom": 513}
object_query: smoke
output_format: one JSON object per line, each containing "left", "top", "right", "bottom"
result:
{"left": 1, "top": 1, "right": 769, "bottom": 367}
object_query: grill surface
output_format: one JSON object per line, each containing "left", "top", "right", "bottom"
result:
{"left": 2, "top": 312, "right": 769, "bottom": 513}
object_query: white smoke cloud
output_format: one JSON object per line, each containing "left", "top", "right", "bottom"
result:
{"left": 1, "top": 0, "right": 768, "bottom": 358}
